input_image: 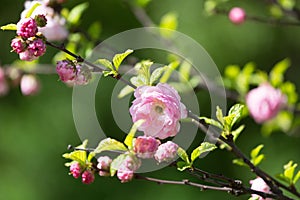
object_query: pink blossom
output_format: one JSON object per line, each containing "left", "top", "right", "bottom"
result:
{"left": 0, "top": 68, "right": 9, "bottom": 96}
{"left": 133, "top": 136, "right": 161, "bottom": 159}
{"left": 20, "top": 75, "right": 40, "bottom": 96}
{"left": 73, "top": 65, "right": 91, "bottom": 85}
{"left": 228, "top": 7, "right": 246, "bottom": 25}
{"left": 69, "top": 162, "right": 82, "bottom": 179}
{"left": 129, "top": 83, "right": 187, "bottom": 139}
{"left": 21, "top": 1, "right": 68, "bottom": 41}
{"left": 154, "top": 141, "right": 178, "bottom": 163}
{"left": 19, "top": 50, "right": 37, "bottom": 61}
{"left": 97, "top": 156, "right": 112, "bottom": 177}
{"left": 27, "top": 38, "right": 46, "bottom": 57}
{"left": 11, "top": 37, "right": 26, "bottom": 53}
{"left": 117, "top": 169, "right": 134, "bottom": 183}
{"left": 81, "top": 170, "right": 95, "bottom": 184}
{"left": 250, "top": 177, "right": 273, "bottom": 200}
{"left": 56, "top": 60, "right": 76, "bottom": 83}
{"left": 246, "top": 83, "right": 286, "bottom": 123}
{"left": 17, "top": 18, "right": 38, "bottom": 38}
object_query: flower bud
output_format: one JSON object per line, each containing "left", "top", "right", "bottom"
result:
{"left": 56, "top": 60, "right": 76, "bottom": 83}
{"left": 228, "top": 7, "right": 246, "bottom": 25}
{"left": 20, "top": 74, "right": 40, "bottom": 96}
{"left": 81, "top": 170, "right": 95, "bottom": 184}
{"left": 117, "top": 169, "right": 134, "bottom": 183}
{"left": 11, "top": 37, "right": 26, "bottom": 53}
{"left": 34, "top": 14, "right": 47, "bottom": 27}
{"left": 17, "top": 17, "right": 38, "bottom": 38}
{"left": 19, "top": 50, "right": 37, "bottom": 61}
{"left": 27, "top": 38, "right": 46, "bottom": 57}
{"left": 69, "top": 162, "right": 82, "bottom": 179}
{"left": 97, "top": 156, "right": 112, "bottom": 177}
{"left": 133, "top": 136, "right": 161, "bottom": 159}
{"left": 250, "top": 177, "right": 273, "bottom": 200}
{"left": 154, "top": 141, "right": 178, "bottom": 163}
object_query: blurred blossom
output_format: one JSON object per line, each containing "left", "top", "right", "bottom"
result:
{"left": 246, "top": 83, "right": 286, "bottom": 123}
{"left": 130, "top": 83, "right": 187, "bottom": 139}
{"left": 20, "top": 74, "right": 40, "bottom": 96}
{"left": 0, "top": 68, "right": 9, "bottom": 96}
{"left": 21, "top": 0, "right": 68, "bottom": 41}
{"left": 250, "top": 177, "right": 273, "bottom": 200}
{"left": 228, "top": 7, "right": 246, "bottom": 25}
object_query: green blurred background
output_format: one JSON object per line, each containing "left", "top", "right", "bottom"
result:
{"left": 0, "top": 0, "right": 300, "bottom": 199}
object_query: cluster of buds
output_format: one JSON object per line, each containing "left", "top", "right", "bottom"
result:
{"left": 56, "top": 60, "right": 92, "bottom": 85}
{"left": 11, "top": 15, "right": 47, "bottom": 61}
{"left": 69, "top": 162, "right": 95, "bottom": 184}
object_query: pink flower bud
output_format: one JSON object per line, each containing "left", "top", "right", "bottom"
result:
{"left": 130, "top": 83, "right": 187, "bottom": 139}
{"left": 81, "top": 170, "right": 95, "bottom": 184}
{"left": 11, "top": 37, "right": 26, "bottom": 53}
{"left": 17, "top": 17, "right": 38, "bottom": 38}
{"left": 27, "top": 38, "right": 46, "bottom": 57}
{"left": 34, "top": 14, "right": 47, "bottom": 27}
{"left": 56, "top": 60, "right": 76, "bottom": 83}
{"left": 69, "top": 162, "right": 82, "bottom": 179}
{"left": 154, "top": 141, "right": 178, "bottom": 163}
{"left": 74, "top": 65, "right": 91, "bottom": 85}
{"left": 97, "top": 156, "right": 112, "bottom": 177}
{"left": 250, "top": 177, "right": 273, "bottom": 200}
{"left": 19, "top": 50, "right": 37, "bottom": 61}
{"left": 0, "top": 68, "right": 9, "bottom": 97}
{"left": 133, "top": 136, "right": 161, "bottom": 159}
{"left": 117, "top": 169, "right": 134, "bottom": 183}
{"left": 20, "top": 75, "right": 40, "bottom": 96}
{"left": 120, "top": 154, "right": 141, "bottom": 171}
{"left": 246, "top": 83, "right": 286, "bottom": 123}
{"left": 228, "top": 7, "right": 246, "bottom": 25}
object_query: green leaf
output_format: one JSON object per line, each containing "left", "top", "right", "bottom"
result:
{"left": 278, "top": 0, "right": 295, "bottom": 10}
{"left": 228, "top": 104, "right": 244, "bottom": 126}
{"left": 103, "top": 70, "right": 117, "bottom": 77}
{"left": 113, "top": 49, "right": 134, "bottom": 71}
{"left": 276, "top": 173, "right": 290, "bottom": 183}
{"left": 110, "top": 154, "right": 127, "bottom": 176}
{"left": 68, "top": 2, "right": 89, "bottom": 25}
{"left": 177, "top": 161, "right": 191, "bottom": 171}
{"left": 25, "top": 2, "right": 41, "bottom": 18}
{"left": 160, "top": 61, "right": 180, "bottom": 83}
{"left": 124, "top": 120, "right": 145, "bottom": 149}
{"left": 250, "top": 144, "right": 264, "bottom": 159}
{"left": 96, "top": 59, "right": 114, "bottom": 71}
{"left": 191, "top": 142, "right": 217, "bottom": 162}
{"left": 159, "top": 12, "right": 178, "bottom": 37}
{"left": 280, "top": 81, "right": 298, "bottom": 104}
{"left": 1, "top": 24, "right": 17, "bottom": 31}
{"left": 216, "top": 106, "right": 224, "bottom": 125}
{"left": 252, "top": 154, "right": 265, "bottom": 166}
{"left": 178, "top": 60, "right": 191, "bottom": 83}
{"left": 94, "top": 138, "right": 127, "bottom": 154}
{"left": 177, "top": 147, "right": 190, "bottom": 164}
{"left": 270, "top": 58, "right": 290, "bottom": 87}
{"left": 118, "top": 85, "right": 135, "bottom": 99}
{"left": 293, "top": 170, "right": 300, "bottom": 184}
{"left": 232, "top": 125, "right": 245, "bottom": 141}
{"left": 199, "top": 117, "right": 223, "bottom": 129}
{"left": 224, "top": 65, "right": 240, "bottom": 79}
{"left": 284, "top": 161, "right": 297, "bottom": 184}
{"left": 134, "top": 0, "right": 152, "bottom": 7}
{"left": 150, "top": 67, "right": 166, "bottom": 85}
{"left": 62, "top": 140, "right": 88, "bottom": 166}
{"left": 269, "top": 5, "right": 284, "bottom": 18}
{"left": 204, "top": 0, "right": 217, "bottom": 15}
{"left": 232, "top": 158, "right": 248, "bottom": 167}
{"left": 88, "top": 21, "right": 101, "bottom": 41}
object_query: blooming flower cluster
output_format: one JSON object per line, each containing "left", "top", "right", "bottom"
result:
{"left": 11, "top": 15, "right": 47, "bottom": 61}
{"left": 56, "top": 60, "right": 92, "bottom": 85}
{"left": 69, "top": 162, "right": 95, "bottom": 184}
{"left": 246, "top": 83, "right": 286, "bottom": 123}
{"left": 130, "top": 83, "right": 187, "bottom": 139}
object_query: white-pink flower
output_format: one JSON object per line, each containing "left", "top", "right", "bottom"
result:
{"left": 246, "top": 83, "right": 286, "bottom": 123}
{"left": 97, "top": 156, "right": 112, "bottom": 177}
{"left": 228, "top": 7, "right": 246, "bottom": 25}
{"left": 129, "top": 83, "right": 187, "bottom": 139}
{"left": 133, "top": 136, "right": 161, "bottom": 159}
{"left": 20, "top": 74, "right": 40, "bottom": 96}
{"left": 0, "top": 68, "right": 9, "bottom": 96}
{"left": 250, "top": 177, "right": 273, "bottom": 200}
{"left": 154, "top": 141, "right": 178, "bottom": 163}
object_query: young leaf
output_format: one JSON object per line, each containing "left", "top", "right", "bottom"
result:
{"left": 250, "top": 144, "right": 264, "bottom": 159}
{"left": 177, "top": 147, "right": 190, "bottom": 164}
{"left": 160, "top": 61, "right": 180, "bottom": 83}
{"left": 228, "top": 104, "right": 244, "bottom": 127}
{"left": 110, "top": 154, "right": 127, "bottom": 176}
{"left": 199, "top": 117, "right": 223, "bottom": 129}
{"left": 68, "top": 2, "right": 89, "bottom": 25}
{"left": 252, "top": 154, "right": 265, "bottom": 166}
{"left": 284, "top": 161, "right": 297, "bottom": 184}
{"left": 191, "top": 142, "right": 217, "bottom": 162}
{"left": 25, "top": 2, "right": 41, "bottom": 18}
{"left": 62, "top": 140, "right": 88, "bottom": 165}
{"left": 178, "top": 60, "right": 192, "bottom": 83}
{"left": 113, "top": 49, "right": 134, "bottom": 71}
{"left": 231, "top": 125, "right": 245, "bottom": 141}
{"left": 150, "top": 67, "right": 166, "bottom": 85}
{"left": 270, "top": 58, "right": 290, "bottom": 87}
{"left": 216, "top": 106, "right": 224, "bottom": 125}
{"left": 177, "top": 161, "right": 191, "bottom": 171}
{"left": 134, "top": 0, "right": 152, "bottom": 7}
{"left": 88, "top": 21, "right": 101, "bottom": 41}
{"left": 103, "top": 70, "right": 117, "bottom": 77}
{"left": 159, "top": 12, "right": 178, "bottom": 37}
{"left": 124, "top": 119, "right": 145, "bottom": 149}
{"left": 96, "top": 59, "right": 114, "bottom": 71}
{"left": 232, "top": 159, "right": 248, "bottom": 167}
{"left": 118, "top": 85, "right": 135, "bottom": 99}
{"left": 293, "top": 170, "right": 300, "bottom": 184}
{"left": 94, "top": 138, "right": 127, "bottom": 154}
{"left": 0, "top": 23, "right": 17, "bottom": 31}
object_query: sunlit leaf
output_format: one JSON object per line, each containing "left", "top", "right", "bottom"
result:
{"left": 250, "top": 144, "right": 264, "bottom": 159}
{"left": 0, "top": 24, "right": 17, "bottom": 31}
{"left": 160, "top": 61, "right": 180, "bottom": 83}
{"left": 177, "top": 147, "right": 190, "bottom": 164}
{"left": 95, "top": 138, "right": 127, "bottom": 154}
{"left": 96, "top": 59, "right": 114, "bottom": 71}
{"left": 124, "top": 119, "right": 145, "bottom": 149}
{"left": 68, "top": 2, "right": 89, "bottom": 25}
{"left": 159, "top": 12, "right": 178, "bottom": 37}
{"left": 270, "top": 58, "right": 290, "bottom": 87}
{"left": 179, "top": 60, "right": 192, "bottom": 83}
{"left": 150, "top": 67, "right": 166, "bottom": 85}
{"left": 113, "top": 49, "right": 134, "bottom": 71}
{"left": 252, "top": 154, "right": 265, "bottom": 166}
{"left": 25, "top": 2, "right": 41, "bottom": 18}
{"left": 293, "top": 170, "right": 300, "bottom": 184}
{"left": 191, "top": 142, "right": 217, "bottom": 162}
{"left": 232, "top": 158, "right": 248, "bottom": 167}
{"left": 118, "top": 85, "right": 135, "bottom": 99}
{"left": 216, "top": 106, "right": 224, "bottom": 125}
{"left": 199, "top": 117, "right": 223, "bottom": 129}
{"left": 177, "top": 161, "right": 191, "bottom": 171}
